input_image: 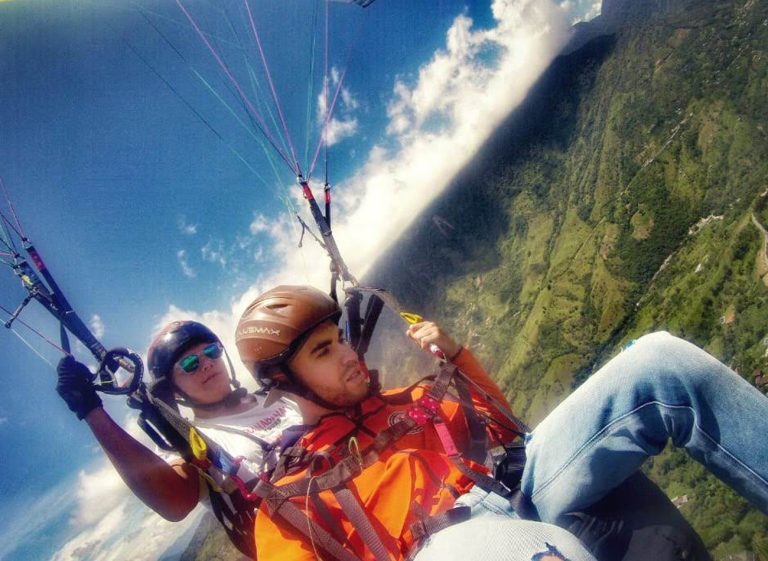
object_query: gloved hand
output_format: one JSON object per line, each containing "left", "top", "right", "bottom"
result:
{"left": 56, "top": 356, "right": 102, "bottom": 420}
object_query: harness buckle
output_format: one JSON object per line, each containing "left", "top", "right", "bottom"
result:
{"left": 409, "top": 395, "right": 439, "bottom": 425}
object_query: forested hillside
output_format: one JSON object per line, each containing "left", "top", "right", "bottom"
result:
{"left": 368, "top": 0, "right": 768, "bottom": 557}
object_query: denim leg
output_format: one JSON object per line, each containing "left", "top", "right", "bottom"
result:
{"left": 520, "top": 331, "right": 768, "bottom": 523}
{"left": 412, "top": 487, "right": 598, "bottom": 561}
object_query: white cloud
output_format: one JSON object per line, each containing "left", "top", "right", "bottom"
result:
{"left": 340, "top": 86, "right": 359, "bottom": 111}
{"left": 559, "top": 0, "right": 602, "bottom": 23}
{"left": 89, "top": 314, "right": 105, "bottom": 339}
{"left": 325, "top": 116, "right": 359, "bottom": 147}
{"left": 249, "top": 213, "right": 270, "bottom": 234}
{"left": 201, "top": 239, "right": 227, "bottom": 268}
{"left": 316, "top": 67, "right": 360, "bottom": 147}
{"left": 49, "top": 472, "right": 203, "bottom": 561}
{"left": 177, "top": 215, "right": 198, "bottom": 236}
{"left": 176, "top": 249, "right": 196, "bottom": 278}
{"left": 5, "top": 420, "right": 203, "bottom": 561}
{"left": 584, "top": 1, "right": 602, "bottom": 21}
{"left": 71, "top": 463, "right": 133, "bottom": 528}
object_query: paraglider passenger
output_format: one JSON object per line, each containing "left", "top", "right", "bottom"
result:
{"left": 55, "top": 321, "right": 301, "bottom": 557}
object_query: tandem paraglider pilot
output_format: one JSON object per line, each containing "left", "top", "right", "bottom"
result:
{"left": 235, "top": 284, "right": 768, "bottom": 561}
{"left": 55, "top": 320, "right": 302, "bottom": 558}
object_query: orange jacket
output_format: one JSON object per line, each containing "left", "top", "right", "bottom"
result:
{"left": 255, "top": 348, "right": 518, "bottom": 561}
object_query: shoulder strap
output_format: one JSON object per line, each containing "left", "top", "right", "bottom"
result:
{"left": 254, "top": 478, "right": 365, "bottom": 561}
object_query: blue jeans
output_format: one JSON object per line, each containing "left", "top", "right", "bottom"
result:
{"left": 414, "top": 332, "right": 768, "bottom": 560}
{"left": 413, "top": 486, "right": 599, "bottom": 561}
{"left": 522, "top": 331, "right": 768, "bottom": 522}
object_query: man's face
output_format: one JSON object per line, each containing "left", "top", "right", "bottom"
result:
{"left": 287, "top": 321, "right": 369, "bottom": 408}
{"left": 171, "top": 341, "right": 232, "bottom": 404}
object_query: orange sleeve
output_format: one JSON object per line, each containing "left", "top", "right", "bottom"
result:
{"left": 452, "top": 347, "right": 523, "bottom": 441}
{"left": 452, "top": 347, "right": 510, "bottom": 409}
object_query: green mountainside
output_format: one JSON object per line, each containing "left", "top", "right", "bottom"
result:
{"left": 187, "top": 0, "right": 768, "bottom": 558}
{"left": 367, "top": 0, "right": 768, "bottom": 557}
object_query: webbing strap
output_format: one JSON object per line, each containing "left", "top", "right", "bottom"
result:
{"left": 255, "top": 480, "right": 363, "bottom": 561}
{"left": 153, "top": 398, "right": 237, "bottom": 472}
{"left": 267, "top": 364, "right": 458, "bottom": 499}
{"left": 335, "top": 487, "right": 394, "bottom": 561}
{"left": 450, "top": 454, "right": 511, "bottom": 498}
{"left": 409, "top": 506, "right": 471, "bottom": 544}
{"left": 453, "top": 375, "right": 488, "bottom": 463}
{"left": 312, "top": 492, "right": 352, "bottom": 548}
{"left": 454, "top": 370, "right": 529, "bottom": 435}
{"left": 270, "top": 417, "right": 416, "bottom": 498}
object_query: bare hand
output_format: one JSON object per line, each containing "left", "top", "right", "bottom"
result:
{"left": 406, "top": 321, "right": 461, "bottom": 360}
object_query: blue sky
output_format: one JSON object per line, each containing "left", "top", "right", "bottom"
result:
{"left": 0, "top": 1, "right": 599, "bottom": 559}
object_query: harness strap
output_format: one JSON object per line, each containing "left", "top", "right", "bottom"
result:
{"left": 408, "top": 505, "right": 471, "bottom": 544}
{"left": 457, "top": 457, "right": 510, "bottom": 496}
{"left": 311, "top": 492, "right": 353, "bottom": 549}
{"left": 255, "top": 479, "right": 364, "bottom": 561}
{"left": 453, "top": 375, "right": 488, "bottom": 464}
{"left": 356, "top": 293, "right": 384, "bottom": 357}
{"left": 270, "top": 417, "right": 416, "bottom": 498}
{"left": 454, "top": 370, "right": 529, "bottom": 435}
{"left": 508, "top": 488, "right": 540, "bottom": 521}
{"left": 334, "top": 487, "right": 395, "bottom": 561}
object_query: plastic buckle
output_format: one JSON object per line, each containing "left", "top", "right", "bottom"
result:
{"left": 408, "top": 395, "right": 439, "bottom": 426}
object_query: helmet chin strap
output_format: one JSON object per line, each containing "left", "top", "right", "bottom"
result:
{"left": 174, "top": 349, "right": 249, "bottom": 412}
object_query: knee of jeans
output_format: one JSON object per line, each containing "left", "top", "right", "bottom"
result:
{"left": 624, "top": 331, "right": 720, "bottom": 391}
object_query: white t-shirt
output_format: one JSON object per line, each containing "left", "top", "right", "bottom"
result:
{"left": 168, "top": 396, "right": 303, "bottom": 500}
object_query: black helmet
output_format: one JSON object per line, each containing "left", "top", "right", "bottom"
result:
{"left": 147, "top": 321, "right": 220, "bottom": 391}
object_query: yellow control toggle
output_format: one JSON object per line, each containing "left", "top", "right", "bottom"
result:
{"left": 189, "top": 427, "right": 208, "bottom": 461}
{"left": 400, "top": 312, "right": 424, "bottom": 325}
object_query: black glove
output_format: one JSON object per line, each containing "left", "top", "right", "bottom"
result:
{"left": 56, "top": 356, "right": 102, "bottom": 420}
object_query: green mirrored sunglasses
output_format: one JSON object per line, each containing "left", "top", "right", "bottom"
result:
{"left": 178, "top": 342, "right": 223, "bottom": 373}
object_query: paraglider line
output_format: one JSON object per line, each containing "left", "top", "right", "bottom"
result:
{"left": 133, "top": 8, "right": 281, "bottom": 186}
{"left": 308, "top": 12, "right": 366, "bottom": 180}
{"left": 8, "top": 328, "right": 54, "bottom": 367}
{"left": 0, "top": 177, "right": 26, "bottom": 239}
{"left": 1, "top": 303, "right": 68, "bottom": 356}
{"left": 303, "top": 1, "right": 321, "bottom": 166}
{"left": 125, "top": 41, "right": 226, "bottom": 144}
{"left": 136, "top": 6, "right": 187, "bottom": 61}
{"left": 0, "top": 213, "right": 22, "bottom": 256}
{"left": 175, "top": 0, "right": 297, "bottom": 175}
{"left": 243, "top": 0, "right": 302, "bottom": 177}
